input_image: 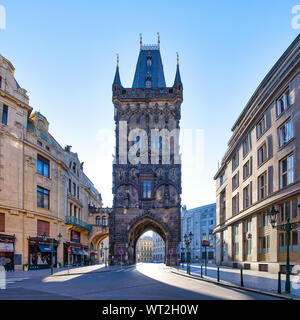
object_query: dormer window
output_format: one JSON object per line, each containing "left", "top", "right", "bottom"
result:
{"left": 72, "top": 163, "right": 76, "bottom": 174}
{"left": 145, "top": 74, "right": 152, "bottom": 88}
{"left": 147, "top": 55, "right": 152, "bottom": 67}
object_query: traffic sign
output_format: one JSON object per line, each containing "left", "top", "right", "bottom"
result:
{"left": 68, "top": 247, "right": 71, "bottom": 254}
{"left": 169, "top": 249, "right": 174, "bottom": 255}
{"left": 119, "top": 250, "right": 124, "bottom": 255}
{"left": 202, "top": 240, "right": 210, "bottom": 247}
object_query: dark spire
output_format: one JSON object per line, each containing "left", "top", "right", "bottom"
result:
{"left": 113, "top": 54, "right": 122, "bottom": 86}
{"left": 132, "top": 45, "right": 166, "bottom": 88}
{"left": 174, "top": 52, "right": 182, "bottom": 85}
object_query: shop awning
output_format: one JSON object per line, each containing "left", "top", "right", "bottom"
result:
{"left": 38, "top": 245, "right": 56, "bottom": 253}
{"left": 0, "top": 243, "right": 14, "bottom": 252}
{"left": 71, "top": 248, "right": 81, "bottom": 255}
{"left": 81, "top": 250, "right": 89, "bottom": 256}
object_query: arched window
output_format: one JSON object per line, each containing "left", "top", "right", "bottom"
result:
{"left": 102, "top": 216, "right": 107, "bottom": 226}
{"left": 96, "top": 216, "right": 100, "bottom": 226}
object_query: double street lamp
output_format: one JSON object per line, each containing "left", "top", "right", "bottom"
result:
{"left": 101, "top": 242, "right": 108, "bottom": 268}
{"left": 268, "top": 205, "right": 300, "bottom": 294}
{"left": 184, "top": 232, "right": 193, "bottom": 275}
{"left": 41, "top": 232, "right": 62, "bottom": 275}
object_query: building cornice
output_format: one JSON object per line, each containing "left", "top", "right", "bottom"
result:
{"left": 0, "top": 88, "right": 32, "bottom": 113}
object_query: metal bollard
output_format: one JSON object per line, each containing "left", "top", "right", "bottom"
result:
{"left": 278, "top": 271, "right": 281, "bottom": 294}
{"left": 200, "top": 265, "right": 203, "bottom": 278}
{"left": 217, "top": 267, "right": 220, "bottom": 282}
{"left": 240, "top": 268, "right": 244, "bottom": 287}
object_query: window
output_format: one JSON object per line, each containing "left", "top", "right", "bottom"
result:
{"left": 102, "top": 216, "right": 107, "bottom": 226}
{"left": 2, "top": 105, "right": 8, "bottom": 125}
{"left": 257, "top": 143, "right": 267, "bottom": 166}
{"left": 243, "top": 134, "right": 251, "bottom": 157}
{"left": 68, "top": 179, "right": 72, "bottom": 193}
{"left": 37, "top": 219, "right": 50, "bottom": 236}
{"left": 72, "top": 183, "right": 76, "bottom": 197}
{"left": 280, "top": 154, "right": 294, "bottom": 188}
{"left": 232, "top": 172, "right": 239, "bottom": 191}
{"left": 220, "top": 172, "right": 225, "bottom": 185}
{"left": 142, "top": 180, "right": 151, "bottom": 198}
{"left": 277, "top": 90, "right": 291, "bottom": 116}
{"left": 37, "top": 186, "right": 49, "bottom": 209}
{"left": 70, "top": 203, "right": 73, "bottom": 216}
{"left": 37, "top": 154, "right": 50, "bottom": 178}
{"left": 243, "top": 185, "right": 251, "bottom": 209}
{"left": 232, "top": 151, "right": 239, "bottom": 171}
{"left": 258, "top": 172, "right": 267, "bottom": 200}
{"left": 0, "top": 213, "right": 5, "bottom": 232}
{"left": 232, "top": 193, "right": 239, "bottom": 216}
{"left": 278, "top": 119, "right": 294, "bottom": 147}
{"left": 77, "top": 186, "right": 80, "bottom": 200}
{"left": 0, "top": 76, "right": 2, "bottom": 89}
{"left": 292, "top": 231, "right": 298, "bottom": 252}
{"left": 37, "top": 140, "right": 43, "bottom": 147}
{"left": 72, "top": 163, "right": 76, "bottom": 174}
{"left": 256, "top": 116, "right": 266, "bottom": 139}
{"left": 243, "top": 159, "right": 252, "bottom": 180}
{"left": 279, "top": 233, "right": 285, "bottom": 253}
{"left": 74, "top": 206, "right": 77, "bottom": 218}
{"left": 147, "top": 56, "right": 152, "bottom": 66}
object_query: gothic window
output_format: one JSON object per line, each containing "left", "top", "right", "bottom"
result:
{"left": 102, "top": 216, "right": 107, "bottom": 226}
{"left": 96, "top": 216, "right": 100, "bottom": 225}
{"left": 142, "top": 180, "right": 152, "bottom": 199}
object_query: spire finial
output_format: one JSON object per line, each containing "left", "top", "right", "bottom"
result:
{"left": 176, "top": 52, "right": 179, "bottom": 66}
{"left": 116, "top": 53, "right": 119, "bottom": 67}
{"left": 139, "top": 33, "right": 142, "bottom": 50}
{"left": 157, "top": 32, "right": 160, "bottom": 49}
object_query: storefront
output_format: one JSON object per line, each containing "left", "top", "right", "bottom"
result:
{"left": 28, "top": 237, "right": 58, "bottom": 270}
{"left": 0, "top": 234, "right": 15, "bottom": 271}
{"left": 64, "top": 242, "right": 89, "bottom": 266}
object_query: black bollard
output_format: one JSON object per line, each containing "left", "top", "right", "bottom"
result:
{"left": 217, "top": 267, "right": 220, "bottom": 282}
{"left": 278, "top": 271, "right": 281, "bottom": 294}
{"left": 200, "top": 265, "right": 203, "bottom": 278}
{"left": 240, "top": 268, "right": 244, "bottom": 287}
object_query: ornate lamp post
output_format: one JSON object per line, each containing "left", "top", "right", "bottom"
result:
{"left": 180, "top": 244, "right": 185, "bottom": 269}
{"left": 101, "top": 242, "right": 108, "bottom": 268}
{"left": 268, "top": 205, "right": 300, "bottom": 294}
{"left": 42, "top": 232, "right": 62, "bottom": 275}
{"left": 184, "top": 232, "right": 193, "bottom": 275}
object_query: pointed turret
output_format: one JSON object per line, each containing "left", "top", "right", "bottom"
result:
{"left": 174, "top": 53, "right": 182, "bottom": 85}
{"left": 113, "top": 54, "right": 122, "bottom": 87}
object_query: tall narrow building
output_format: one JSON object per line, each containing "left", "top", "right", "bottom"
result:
{"left": 109, "top": 37, "right": 183, "bottom": 266}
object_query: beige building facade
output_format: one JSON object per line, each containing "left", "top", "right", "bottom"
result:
{"left": 214, "top": 34, "right": 300, "bottom": 273}
{"left": 136, "top": 236, "right": 153, "bottom": 263}
{"left": 0, "top": 54, "right": 103, "bottom": 271}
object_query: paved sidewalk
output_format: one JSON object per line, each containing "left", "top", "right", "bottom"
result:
{"left": 174, "top": 263, "right": 300, "bottom": 299}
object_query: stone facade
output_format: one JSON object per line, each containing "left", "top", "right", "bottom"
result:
{"left": 136, "top": 236, "right": 153, "bottom": 263}
{"left": 152, "top": 232, "right": 165, "bottom": 262}
{"left": 181, "top": 204, "right": 216, "bottom": 263}
{"left": 213, "top": 34, "right": 300, "bottom": 273}
{"left": 109, "top": 41, "right": 183, "bottom": 266}
{"left": 0, "top": 54, "right": 102, "bottom": 270}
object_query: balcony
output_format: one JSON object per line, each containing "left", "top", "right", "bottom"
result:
{"left": 65, "top": 216, "right": 91, "bottom": 232}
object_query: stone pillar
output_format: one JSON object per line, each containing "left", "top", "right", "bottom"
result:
{"left": 238, "top": 221, "right": 244, "bottom": 263}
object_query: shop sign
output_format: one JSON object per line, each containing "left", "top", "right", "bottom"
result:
{"left": 0, "top": 243, "right": 14, "bottom": 252}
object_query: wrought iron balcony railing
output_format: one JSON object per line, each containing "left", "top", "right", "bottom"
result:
{"left": 65, "top": 216, "right": 91, "bottom": 231}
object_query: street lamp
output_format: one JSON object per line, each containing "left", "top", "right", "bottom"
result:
{"left": 101, "top": 242, "right": 108, "bottom": 268}
{"left": 180, "top": 244, "right": 185, "bottom": 269}
{"left": 183, "top": 232, "right": 193, "bottom": 275}
{"left": 42, "top": 232, "right": 62, "bottom": 275}
{"left": 268, "top": 205, "right": 300, "bottom": 294}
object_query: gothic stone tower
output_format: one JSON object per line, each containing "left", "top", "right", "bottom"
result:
{"left": 109, "top": 38, "right": 183, "bottom": 266}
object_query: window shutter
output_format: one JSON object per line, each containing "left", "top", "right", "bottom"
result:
{"left": 267, "top": 135, "right": 273, "bottom": 159}
{"left": 250, "top": 182, "right": 253, "bottom": 205}
{"left": 265, "top": 106, "right": 272, "bottom": 130}
{"left": 268, "top": 166, "right": 273, "bottom": 195}
{"left": 0, "top": 213, "right": 5, "bottom": 232}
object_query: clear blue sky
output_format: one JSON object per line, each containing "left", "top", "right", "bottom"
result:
{"left": 0, "top": 0, "right": 299, "bottom": 209}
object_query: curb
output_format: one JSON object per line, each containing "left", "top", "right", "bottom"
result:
{"left": 170, "top": 269, "right": 296, "bottom": 300}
